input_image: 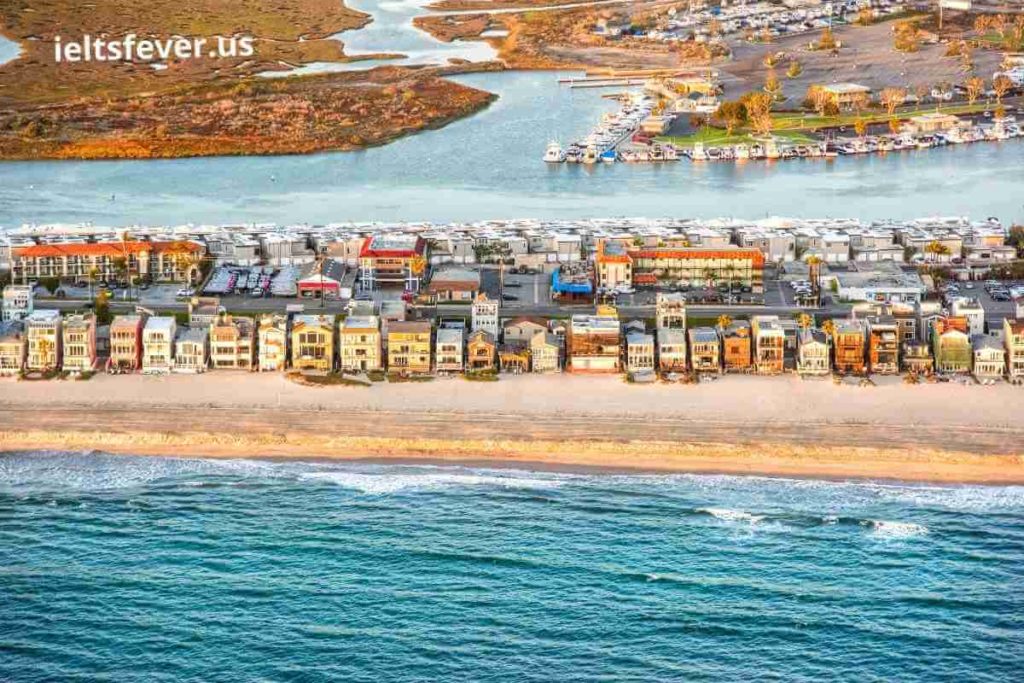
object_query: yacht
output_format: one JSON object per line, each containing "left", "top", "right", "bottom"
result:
{"left": 734, "top": 144, "right": 750, "bottom": 160}
{"left": 600, "top": 149, "right": 617, "bottom": 163}
{"left": 543, "top": 141, "right": 566, "bottom": 163}
{"left": 582, "top": 145, "right": 599, "bottom": 164}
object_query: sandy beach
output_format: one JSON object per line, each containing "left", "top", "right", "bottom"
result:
{"left": 2, "top": 372, "right": 1023, "bottom": 483}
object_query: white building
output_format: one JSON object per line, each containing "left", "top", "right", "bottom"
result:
{"left": 142, "top": 316, "right": 177, "bottom": 374}
{"left": 951, "top": 298, "right": 986, "bottom": 338}
{"left": 471, "top": 293, "right": 500, "bottom": 339}
{"left": 2, "top": 285, "right": 34, "bottom": 322}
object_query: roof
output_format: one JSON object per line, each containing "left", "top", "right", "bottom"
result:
{"left": 427, "top": 268, "right": 480, "bottom": 292}
{"left": 630, "top": 246, "right": 765, "bottom": 266}
{"left": 822, "top": 82, "right": 871, "bottom": 95}
{"left": 176, "top": 327, "right": 208, "bottom": 343}
{"left": 504, "top": 317, "right": 546, "bottom": 330}
{"left": 144, "top": 316, "right": 175, "bottom": 333}
{"left": 468, "top": 329, "right": 495, "bottom": 344}
{"left": 298, "top": 258, "right": 345, "bottom": 285}
{"left": 14, "top": 240, "right": 200, "bottom": 259}
{"left": 972, "top": 335, "right": 1003, "bottom": 351}
{"left": 597, "top": 240, "right": 631, "bottom": 264}
{"left": 798, "top": 328, "right": 828, "bottom": 345}
{"left": 341, "top": 315, "right": 379, "bottom": 332}
{"left": 359, "top": 235, "right": 425, "bottom": 258}
{"left": 0, "top": 321, "right": 24, "bottom": 341}
{"left": 689, "top": 327, "right": 719, "bottom": 343}
{"left": 388, "top": 320, "right": 431, "bottom": 335}
{"left": 292, "top": 314, "right": 333, "bottom": 329}
{"left": 110, "top": 315, "right": 142, "bottom": 329}
{"left": 626, "top": 331, "right": 654, "bottom": 346}
{"left": 657, "top": 328, "right": 687, "bottom": 345}
{"left": 436, "top": 327, "right": 463, "bottom": 344}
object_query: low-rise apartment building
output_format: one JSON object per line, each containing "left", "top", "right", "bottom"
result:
{"left": 867, "top": 317, "right": 900, "bottom": 375}
{"left": 1, "top": 285, "right": 33, "bottom": 321}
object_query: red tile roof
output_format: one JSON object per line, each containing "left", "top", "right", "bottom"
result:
{"left": 14, "top": 240, "right": 200, "bottom": 259}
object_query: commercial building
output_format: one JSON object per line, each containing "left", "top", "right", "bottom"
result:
{"left": 358, "top": 235, "right": 428, "bottom": 292}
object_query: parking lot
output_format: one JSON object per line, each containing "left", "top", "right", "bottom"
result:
{"left": 943, "top": 280, "right": 1024, "bottom": 331}
{"left": 479, "top": 266, "right": 553, "bottom": 308}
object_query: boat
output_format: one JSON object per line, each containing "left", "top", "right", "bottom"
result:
{"left": 600, "top": 149, "right": 617, "bottom": 163}
{"left": 734, "top": 144, "right": 750, "bottom": 160}
{"left": 663, "top": 145, "right": 679, "bottom": 161}
{"left": 543, "top": 141, "right": 566, "bottom": 163}
{"left": 582, "top": 145, "right": 599, "bottom": 164}
{"left": 690, "top": 142, "right": 709, "bottom": 162}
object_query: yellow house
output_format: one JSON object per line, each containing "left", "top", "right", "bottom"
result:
{"left": 25, "top": 310, "right": 62, "bottom": 371}
{"left": 291, "top": 314, "right": 334, "bottom": 372}
{"left": 387, "top": 321, "right": 432, "bottom": 375}
{"left": 339, "top": 315, "right": 382, "bottom": 372}
{"left": 0, "top": 321, "right": 26, "bottom": 375}
{"left": 210, "top": 314, "right": 255, "bottom": 370}
{"left": 257, "top": 314, "right": 288, "bottom": 372}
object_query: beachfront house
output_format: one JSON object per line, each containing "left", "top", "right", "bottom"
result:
{"left": 257, "top": 314, "right": 288, "bottom": 372}
{"left": 142, "top": 316, "right": 177, "bottom": 374}
{"left": 656, "top": 328, "right": 688, "bottom": 373}
{"left": 902, "top": 340, "right": 934, "bottom": 375}
{"left": 951, "top": 298, "right": 986, "bottom": 338}
{"left": 25, "top": 310, "right": 62, "bottom": 371}
{"left": 530, "top": 333, "right": 561, "bottom": 373}
{"left": 109, "top": 315, "right": 144, "bottom": 372}
{"left": 61, "top": 313, "right": 96, "bottom": 373}
{"left": 498, "top": 344, "right": 530, "bottom": 374}
{"left": 655, "top": 292, "right": 687, "bottom": 330}
{"left": 387, "top": 321, "right": 432, "bottom": 375}
{"left": 567, "top": 307, "right": 620, "bottom": 373}
{"left": 338, "top": 315, "right": 382, "bottom": 373}
{"left": 688, "top": 327, "right": 720, "bottom": 373}
{"left": 832, "top": 319, "right": 867, "bottom": 375}
{"left": 1005, "top": 319, "right": 1024, "bottom": 381}
{"left": 467, "top": 329, "right": 497, "bottom": 372}
{"left": 291, "top": 314, "right": 334, "bottom": 373}
{"left": 972, "top": 336, "right": 1006, "bottom": 380}
{"left": 435, "top": 327, "right": 465, "bottom": 374}
{"left": 0, "top": 321, "right": 26, "bottom": 375}
{"left": 210, "top": 314, "right": 255, "bottom": 370}
{"left": 751, "top": 315, "right": 784, "bottom": 375}
{"left": 797, "top": 328, "right": 830, "bottom": 376}
{"left": 173, "top": 327, "right": 209, "bottom": 373}
{"left": 721, "top": 320, "right": 752, "bottom": 373}
{"left": 471, "top": 293, "right": 500, "bottom": 339}
{"left": 867, "top": 317, "right": 900, "bottom": 375}
{"left": 503, "top": 317, "right": 547, "bottom": 346}
{"left": 931, "top": 317, "right": 971, "bottom": 375}
{"left": 625, "top": 332, "right": 655, "bottom": 374}
{"left": 188, "top": 296, "right": 223, "bottom": 328}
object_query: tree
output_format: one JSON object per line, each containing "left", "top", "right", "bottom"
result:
{"left": 818, "top": 27, "right": 837, "bottom": 51}
{"left": 924, "top": 240, "right": 952, "bottom": 261}
{"left": 39, "top": 276, "right": 60, "bottom": 295}
{"left": 888, "top": 117, "right": 902, "bottom": 135}
{"left": 1008, "top": 225, "right": 1024, "bottom": 258}
{"left": 797, "top": 313, "right": 814, "bottom": 330}
{"left": 993, "top": 75, "right": 1013, "bottom": 103}
{"left": 743, "top": 92, "right": 774, "bottom": 136}
{"left": 712, "top": 100, "right": 747, "bottom": 135}
{"left": 94, "top": 291, "right": 113, "bottom": 325}
{"left": 965, "top": 76, "right": 985, "bottom": 106}
{"left": 879, "top": 87, "right": 906, "bottom": 116}
{"left": 717, "top": 314, "right": 733, "bottom": 330}
{"left": 805, "top": 85, "right": 838, "bottom": 117}
{"left": 820, "top": 319, "right": 837, "bottom": 338}
{"left": 854, "top": 117, "right": 867, "bottom": 138}
{"left": 786, "top": 60, "right": 802, "bottom": 78}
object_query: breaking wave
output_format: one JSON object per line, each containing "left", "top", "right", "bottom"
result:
{"left": 862, "top": 520, "right": 930, "bottom": 538}
{"left": 696, "top": 507, "right": 766, "bottom": 524}
{"left": 300, "top": 470, "right": 566, "bottom": 495}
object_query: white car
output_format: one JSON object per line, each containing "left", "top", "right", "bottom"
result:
{"left": 175, "top": 288, "right": 195, "bottom": 298}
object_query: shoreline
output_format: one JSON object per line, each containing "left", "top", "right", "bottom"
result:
{"left": 3, "top": 373, "right": 1024, "bottom": 484}
{"left": 3, "top": 428, "right": 1023, "bottom": 485}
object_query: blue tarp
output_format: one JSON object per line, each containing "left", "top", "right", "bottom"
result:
{"left": 552, "top": 269, "right": 593, "bottom": 294}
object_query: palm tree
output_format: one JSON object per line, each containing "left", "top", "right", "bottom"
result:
{"left": 924, "top": 240, "right": 952, "bottom": 262}
{"left": 797, "top": 313, "right": 813, "bottom": 330}
{"left": 820, "top": 319, "right": 837, "bottom": 339}
{"left": 716, "top": 314, "right": 733, "bottom": 331}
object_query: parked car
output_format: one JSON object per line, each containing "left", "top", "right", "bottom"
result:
{"left": 175, "top": 288, "right": 194, "bottom": 298}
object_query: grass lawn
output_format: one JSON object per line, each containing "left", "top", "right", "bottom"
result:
{"left": 658, "top": 127, "right": 815, "bottom": 148}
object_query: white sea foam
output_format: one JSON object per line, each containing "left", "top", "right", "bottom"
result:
{"left": 822, "top": 514, "right": 839, "bottom": 525}
{"left": 301, "top": 470, "right": 566, "bottom": 495}
{"left": 697, "top": 507, "right": 765, "bottom": 524}
{"left": 863, "top": 520, "right": 929, "bottom": 538}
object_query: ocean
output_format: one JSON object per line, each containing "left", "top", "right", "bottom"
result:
{"left": 1, "top": 451, "right": 1022, "bottom": 681}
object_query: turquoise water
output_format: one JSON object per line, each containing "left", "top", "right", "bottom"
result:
{"left": 2, "top": 451, "right": 1023, "bottom": 681}
{"left": 1, "top": 69, "right": 1023, "bottom": 226}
